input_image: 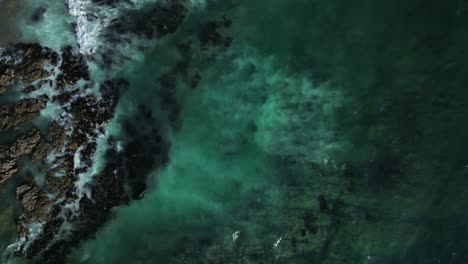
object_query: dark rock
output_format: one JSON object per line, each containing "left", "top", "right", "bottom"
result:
{"left": 0, "top": 42, "right": 127, "bottom": 263}
{"left": 108, "top": 1, "right": 188, "bottom": 39}
{"left": 0, "top": 97, "right": 48, "bottom": 132}
{"left": 365, "top": 154, "right": 402, "bottom": 188}
{"left": 90, "top": 0, "right": 131, "bottom": 7}
{"left": 0, "top": 43, "right": 55, "bottom": 93}
{"left": 190, "top": 72, "right": 201, "bottom": 89}
{"left": 16, "top": 184, "right": 51, "bottom": 225}
{"left": 0, "top": 130, "right": 42, "bottom": 185}
{"left": 120, "top": 104, "right": 169, "bottom": 199}
{"left": 198, "top": 17, "right": 232, "bottom": 48}
{"left": 317, "top": 194, "right": 328, "bottom": 212}
{"left": 97, "top": 0, "right": 189, "bottom": 68}
{"left": 30, "top": 7, "right": 46, "bottom": 23}
{"left": 304, "top": 211, "right": 318, "bottom": 234}
{"left": 0, "top": 69, "right": 15, "bottom": 95}
{"left": 158, "top": 72, "right": 182, "bottom": 129}
{"left": 57, "top": 46, "right": 90, "bottom": 87}
{"left": 365, "top": 212, "right": 378, "bottom": 223}
{"left": 199, "top": 22, "right": 223, "bottom": 45}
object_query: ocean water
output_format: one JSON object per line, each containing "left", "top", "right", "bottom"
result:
{"left": 0, "top": 0, "right": 22, "bottom": 45}
{"left": 2, "top": 0, "right": 468, "bottom": 263}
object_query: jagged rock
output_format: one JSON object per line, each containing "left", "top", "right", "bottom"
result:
{"left": 56, "top": 46, "right": 89, "bottom": 88}
{"left": 0, "top": 96, "right": 48, "bottom": 131}
{"left": 0, "top": 159, "right": 17, "bottom": 185}
{"left": 0, "top": 43, "right": 55, "bottom": 94}
{"left": 30, "top": 6, "right": 46, "bottom": 23}
{"left": 0, "top": 44, "right": 53, "bottom": 132}
{"left": 14, "top": 78, "right": 126, "bottom": 264}
{"left": 0, "top": 1, "right": 189, "bottom": 261}
{"left": 8, "top": 130, "right": 42, "bottom": 159}
{"left": 0, "top": 69, "right": 15, "bottom": 94}
{"left": 0, "top": 130, "right": 42, "bottom": 185}
{"left": 16, "top": 184, "right": 51, "bottom": 222}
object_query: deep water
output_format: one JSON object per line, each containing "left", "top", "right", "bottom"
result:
{"left": 0, "top": 0, "right": 21, "bottom": 45}
{"left": 2, "top": 0, "right": 468, "bottom": 263}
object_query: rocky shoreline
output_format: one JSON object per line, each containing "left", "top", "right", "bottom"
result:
{"left": 0, "top": 1, "right": 194, "bottom": 262}
{"left": 0, "top": 43, "right": 122, "bottom": 263}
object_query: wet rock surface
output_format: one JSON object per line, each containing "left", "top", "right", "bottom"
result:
{"left": 0, "top": 44, "right": 134, "bottom": 263}
{"left": 0, "top": 44, "right": 54, "bottom": 131}
{"left": 0, "top": 97, "right": 48, "bottom": 132}
{"left": 0, "top": 2, "right": 191, "bottom": 262}
{"left": 0, "top": 130, "right": 42, "bottom": 185}
{"left": 0, "top": 44, "right": 56, "bottom": 94}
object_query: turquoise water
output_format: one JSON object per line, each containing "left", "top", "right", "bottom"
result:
{"left": 16, "top": 0, "right": 76, "bottom": 51}
{"left": 3, "top": 0, "right": 468, "bottom": 263}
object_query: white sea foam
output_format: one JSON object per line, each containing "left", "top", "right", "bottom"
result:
{"left": 0, "top": 51, "right": 23, "bottom": 65}
{"left": 39, "top": 101, "right": 62, "bottom": 120}
{"left": 18, "top": 0, "right": 76, "bottom": 52}
{"left": 75, "top": 129, "right": 109, "bottom": 200}
{"left": 27, "top": 222, "right": 45, "bottom": 240}
{"left": 22, "top": 52, "right": 63, "bottom": 100}
{"left": 67, "top": 0, "right": 201, "bottom": 56}
{"left": 73, "top": 145, "right": 85, "bottom": 170}
{"left": 10, "top": 221, "right": 47, "bottom": 253}
{"left": 273, "top": 237, "right": 282, "bottom": 248}
{"left": 68, "top": 0, "right": 103, "bottom": 55}
{"left": 68, "top": 0, "right": 128, "bottom": 55}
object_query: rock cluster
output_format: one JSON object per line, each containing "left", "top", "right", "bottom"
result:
{"left": 0, "top": 130, "right": 42, "bottom": 185}
{"left": 0, "top": 1, "right": 191, "bottom": 263}
{"left": 0, "top": 43, "right": 56, "bottom": 95}
{"left": 0, "top": 43, "right": 123, "bottom": 263}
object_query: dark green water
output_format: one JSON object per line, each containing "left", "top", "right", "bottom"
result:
{"left": 3, "top": 0, "right": 468, "bottom": 263}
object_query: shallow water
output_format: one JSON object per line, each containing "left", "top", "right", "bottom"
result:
{"left": 3, "top": 0, "right": 468, "bottom": 263}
